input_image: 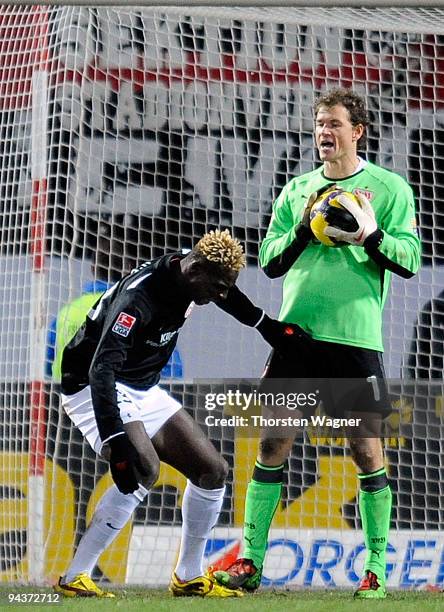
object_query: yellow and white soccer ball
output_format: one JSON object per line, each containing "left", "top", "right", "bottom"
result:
{"left": 309, "top": 187, "right": 361, "bottom": 247}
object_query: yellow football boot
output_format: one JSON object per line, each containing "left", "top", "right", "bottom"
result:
{"left": 54, "top": 573, "right": 115, "bottom": 598}
{"left": 169, "top": 570, "right": 243, "bottom": 597}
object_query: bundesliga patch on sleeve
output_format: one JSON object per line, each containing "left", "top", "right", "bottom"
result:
{"left": 112, "top": 312, "right": 137, "bottom": 337}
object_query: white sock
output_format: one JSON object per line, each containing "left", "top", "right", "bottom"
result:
{"left": 174, "top": 480, "right": 225, "bottom": 582}
{"left": 64, "top": 484, "right": 148, "bottom": 583}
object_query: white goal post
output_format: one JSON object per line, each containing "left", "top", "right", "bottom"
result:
{"left": 0, "top": 4, "right": 443, "bottom": 589}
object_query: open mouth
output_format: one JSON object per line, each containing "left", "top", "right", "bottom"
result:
{"left": 320, "top": 140, "right": 335, "bottom": 152}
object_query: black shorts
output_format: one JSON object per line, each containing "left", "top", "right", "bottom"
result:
{"left": 261, "top": 338, "right": 391, "bottom": 419}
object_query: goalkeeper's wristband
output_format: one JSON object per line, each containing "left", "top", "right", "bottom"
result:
{"left": 363, "top": 228, "right": 415, "bottom": 279}
{"left": 363, "top": 228, "right": 384, "bottom": 252}
{"left": 295, "top": 222, "right": 314, "bottom": 241}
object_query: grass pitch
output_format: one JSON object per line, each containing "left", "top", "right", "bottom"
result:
{"left": 0, "top": 586, "right": 442, "bottom": 611}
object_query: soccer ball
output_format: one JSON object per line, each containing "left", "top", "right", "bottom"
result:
{"left": 309, "top": 187, "right": 361, "bottom": 247}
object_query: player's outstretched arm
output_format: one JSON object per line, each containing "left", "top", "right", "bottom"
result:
{"left": 217, "top": 285, "right": 310, "bottom": 353}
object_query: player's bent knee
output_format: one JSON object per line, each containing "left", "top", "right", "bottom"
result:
{"left": 349, "top": 439, "right": 382, "bottom": 473}
{"left": 139, "top": 470, "right": 159, "bottom": 490}
{"left": 137, "top": 454, "right": 160, "bottom": 489}
{"left": 198, "top": 456, "right": 229, "bottom": 489}
{"left": 259, "top": 437, "right": 292, "bottom": 463}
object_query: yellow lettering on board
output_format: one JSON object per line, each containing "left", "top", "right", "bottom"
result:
{"left": 43, "top": 461, "right": 75, "bottom": 581}
{"left": 0, "top": 452, "right": 29, "bottom": 582}
{"left": 0, "top": 453, "right": 74, "bottom": 582}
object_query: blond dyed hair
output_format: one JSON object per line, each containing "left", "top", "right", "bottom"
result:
{"left": 195, "top": 229, "right": 246, "bottom": 272}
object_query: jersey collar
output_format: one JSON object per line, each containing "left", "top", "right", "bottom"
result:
{"left": 321, "top": 156, "right": 368, "bottom": 181}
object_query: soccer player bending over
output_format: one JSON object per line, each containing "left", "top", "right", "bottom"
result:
{"left": 215, "top": 89, "right": 421, "bottom": 599}
{"left": 54, "top": 229, "right": 306, "bottom": 599}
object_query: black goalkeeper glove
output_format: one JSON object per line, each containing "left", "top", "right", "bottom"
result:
{"left": 109, "top": 433, "right": 140, "bottom": 494}
{"left": 256, "top": 314, "right": 311, "bottom": 354}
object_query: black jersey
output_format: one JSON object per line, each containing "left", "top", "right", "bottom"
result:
{"left": 61, "top": 253, "right": 192, "bottom": 442}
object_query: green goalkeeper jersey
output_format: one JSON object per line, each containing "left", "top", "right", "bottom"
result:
{"left": 259, "top": 161, "right": 421, "bottom": 351}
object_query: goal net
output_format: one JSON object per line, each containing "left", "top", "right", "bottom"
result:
{"left": 1, "top": 4, "right": 443, "bottom": 589}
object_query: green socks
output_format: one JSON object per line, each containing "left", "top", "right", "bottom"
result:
{"left": 243, "top": 461, "right": 284, "bottom": 569}
{"left": 358, "top": 468, "right": 392, "bottom": 580}
{"left": 242, "top": 462, "right": 392, "bottom": 579}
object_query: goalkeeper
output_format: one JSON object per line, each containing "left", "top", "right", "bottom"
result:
{"left": 215, "top": 88, "right": 421, "bottom": 599}
{"left": 54, "top": 229, "right": 307, "bottom": 599}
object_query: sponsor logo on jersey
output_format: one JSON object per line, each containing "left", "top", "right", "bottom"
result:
{"left": 112, "top": 312, "right": 136, "bottom": 337}
{"left": 353, "top": 188, "right": 374, "bottom": 201}
{"left": 411, "top": 216, "right": 419, "bottom": 235}
{"left": 145, "top": 329, "right": 179, "bottom": 347}
{"left": 160, "top": 330, "right": 177, "bottom": 344}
